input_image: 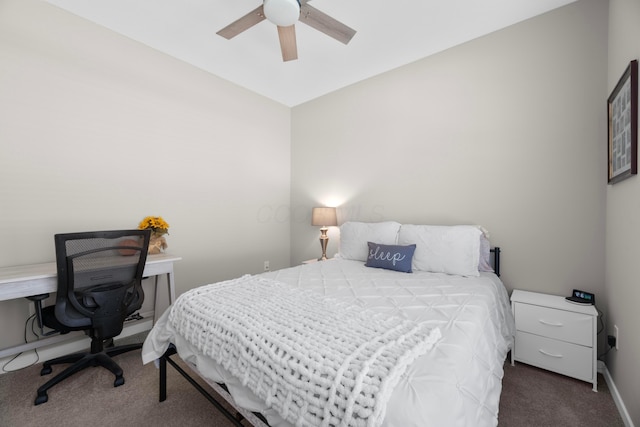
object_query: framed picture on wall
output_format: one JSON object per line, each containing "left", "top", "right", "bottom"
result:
{"left": 608, "top": 59, "right": 638, "bottom": 184}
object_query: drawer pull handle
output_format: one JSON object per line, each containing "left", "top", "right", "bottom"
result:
{"left": 539, "top": 349, "right": 563, "bottom": 358}
{"left": 539, "top": 319, "right": 563, "bottom": 327}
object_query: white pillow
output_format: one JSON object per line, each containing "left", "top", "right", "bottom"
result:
{"left": 478, "top": 234, "right": 493, "bottom": 272}
{"left": 397, "top": 225, "right": 481, "bottom": 276}
{"left": 339, "top": 221, "right": 401, "bottom": 262}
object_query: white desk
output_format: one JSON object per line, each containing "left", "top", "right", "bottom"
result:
{"left": 0, "top": 253, "right": 181, "bottom": 359}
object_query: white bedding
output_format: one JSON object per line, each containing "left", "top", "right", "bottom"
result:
{"left": 142, "top": 258, "right": 515, "bottom": 427}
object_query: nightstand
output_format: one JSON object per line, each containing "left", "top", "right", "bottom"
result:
{"left": 511, "top": 289, "right": 598, "bottom": 391}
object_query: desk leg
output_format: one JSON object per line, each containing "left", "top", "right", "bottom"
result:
{"left": 166, "top": 271, "right": 176, "bottom": 304}
{"left": 153, "top": 271, "right": 176, "bottom": 324}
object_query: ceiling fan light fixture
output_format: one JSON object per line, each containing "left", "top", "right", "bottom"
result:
{"left": 263, "top": 0, "right": 300, "bottom": 27}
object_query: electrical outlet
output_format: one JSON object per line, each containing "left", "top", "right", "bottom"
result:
{"left": 264, "top": 261, "right": 270, "bottom": 272}
{"left": 614, "top": 325, "right": 619, "bottom": 350}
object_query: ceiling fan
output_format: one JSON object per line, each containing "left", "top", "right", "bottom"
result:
{"left": 216, "top": 0, "right": 356, "bottom": 62}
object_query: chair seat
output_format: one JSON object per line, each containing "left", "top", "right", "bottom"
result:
{"left": 41, "top": 305, "right": 88, "bottom": 333}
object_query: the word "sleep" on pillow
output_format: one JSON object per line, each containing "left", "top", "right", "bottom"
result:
{"left": 365, "top": 242, "right": 416, "bottom": 273}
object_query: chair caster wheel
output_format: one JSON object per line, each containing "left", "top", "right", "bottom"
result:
{"left": 35, "top": 393, "right": 48, "bottom": 405}
{"left": 40, "top": 366, "right": 52, "bottom": 376}
{"left": 114, "top": 376, "right": 125, "bottom": 387}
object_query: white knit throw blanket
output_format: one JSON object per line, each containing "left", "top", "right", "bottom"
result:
{"left": 168, "top": 275, "right": 441, "bottom": 427}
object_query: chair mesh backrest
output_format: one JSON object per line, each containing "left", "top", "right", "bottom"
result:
{"left": 54, "top": 230, "right": 151, "bottom": 337}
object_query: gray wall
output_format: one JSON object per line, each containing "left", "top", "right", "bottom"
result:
{"left": 606, "top": 0, "right": 640, "bottom": 424}
{"left": 291, "top": 0, "right": 608, "bottom": 300}
{"left": 0, "top": 0, "right": 291, "bottom": 349}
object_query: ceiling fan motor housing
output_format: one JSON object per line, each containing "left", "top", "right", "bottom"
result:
{"left": 263, "top": 0, "right": 301, "bottom": 27}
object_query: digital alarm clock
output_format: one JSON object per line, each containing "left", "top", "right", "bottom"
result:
{"left": 565, "top": 289, "right": 595, "bottom": 305}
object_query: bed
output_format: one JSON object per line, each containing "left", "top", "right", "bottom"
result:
{"left": 142, "top": 222, "right": 515, "bottom": 427}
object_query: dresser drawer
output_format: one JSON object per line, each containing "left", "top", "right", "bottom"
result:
{"left": 514, "top": 331, "right": 593, "bottom": 382}
{"left": 514, "top": 303, "right": 592, "bottom": 347}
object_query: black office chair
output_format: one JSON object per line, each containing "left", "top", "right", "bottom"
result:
{"left": 34, "top": 229, "right": 151, "bottom": 405}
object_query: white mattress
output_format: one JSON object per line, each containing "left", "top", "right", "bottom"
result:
{"left": 142, "top": 258, "right": 515, "bottom": 427}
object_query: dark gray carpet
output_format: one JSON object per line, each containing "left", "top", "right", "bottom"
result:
{"left": 0, "top": 339, "right": 624, "bottom": 426}
{"left": 500, "top": 361, "right": 624, "bottom": 427}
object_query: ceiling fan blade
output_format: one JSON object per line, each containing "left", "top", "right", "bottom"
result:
{"left": 217, "top": 5, "right": 266, "bottom": 39}
{"left": 277, "top": 25, "right": 298, "bottom": 61}
{"left": 299, "top": 4, "right": 356, "bottom": 45}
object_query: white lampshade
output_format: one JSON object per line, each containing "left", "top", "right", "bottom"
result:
{"left": 263, "top": 0, "right": 301, "bottom": 27}
{"left": 311, "top": 207, "right": 338, "bottom": 227}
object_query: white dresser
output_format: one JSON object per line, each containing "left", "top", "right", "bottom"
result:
{"left": 511, "top": 289, "right": 598, "bottom": 391}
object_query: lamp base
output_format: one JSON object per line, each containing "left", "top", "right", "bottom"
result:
{"left": 318, "top": 227, "right": 329, "bottom": 261}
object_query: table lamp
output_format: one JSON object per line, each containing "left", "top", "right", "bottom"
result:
{"left": 311, "top": 207, "right": 338, "bottom": 260}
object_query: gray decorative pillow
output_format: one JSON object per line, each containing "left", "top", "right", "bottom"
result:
{"left": 365, "top": 242, "right": 416, "bottom": 273}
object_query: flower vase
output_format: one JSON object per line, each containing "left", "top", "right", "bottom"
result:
{"left": 148, "top": 232, "right": 168, "bottom": 254}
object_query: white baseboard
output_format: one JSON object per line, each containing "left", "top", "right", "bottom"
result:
{"left": 598, "top": 361, "right": 635, "bottom": 427}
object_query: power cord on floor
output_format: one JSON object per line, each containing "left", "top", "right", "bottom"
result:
{"left": 3, "top": 310, "right": 144, "bottom": 372}
{"left": 598, "top": 345, "right": 613, "bottom": 361}
{"left": 595, "top": 304, "right": 614, "bottom": 361}
{"left": 595, "top": 304, "right": 604, "bottom": 335}
{"left": 1, "top": 313, "right": 41, "bottom": 373}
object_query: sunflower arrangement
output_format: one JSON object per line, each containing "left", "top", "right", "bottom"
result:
{"left": 138, "top": 216, "right": 170, "bottom": 236}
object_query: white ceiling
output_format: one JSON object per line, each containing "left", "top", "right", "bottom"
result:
{"left": 45, "top": 0, "right": 576, "bottom": 107}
